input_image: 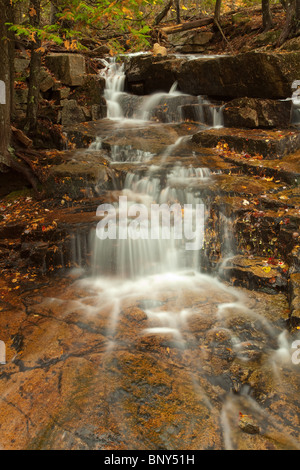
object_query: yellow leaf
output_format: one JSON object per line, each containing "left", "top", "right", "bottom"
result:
{"left": 263, "top": 267, "right": 271, "bottom": 273}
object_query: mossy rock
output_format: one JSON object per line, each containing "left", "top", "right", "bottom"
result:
{"left": 231, "top": 13, "right": 251, "bottom": 25}
{"left": 254, "top": 30, "right": 281, "bottom": 47}
{"left": 281, "top": 36, "right": 300, "bottom": 52}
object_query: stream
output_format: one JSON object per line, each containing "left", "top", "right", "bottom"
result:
{"left": 0, "top": 55, "right": 300, "bottom": 450}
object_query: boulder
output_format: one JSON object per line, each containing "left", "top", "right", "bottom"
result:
{"left": 125, "top": 54, "right": 186, "bottom": 94}
{"left": 125, "top": 52, "right": 300, "bottom": 99}
{"left": 50, "top": 150, "right": 110, "bottom": 183}
{"left": 54, "top": 86, "right": 71, "bottom": 101}
{"left": 14, "top": 57, "right": 30, "bottom": 74}
{"left": 171, "top": 31, "right": 214, "bottom": 53}
{"left": 87, "top": 44, "right": 110, "bottom": 57}
{"left": 45, "top": 53, "right": 86, "bottom": 87}
{"left": 146, "top": 95, "right": 198, "bottom": 123}
{"left": 117, "top": 94, "right": 145, "bottom": 119}
{"left": 281, "top": 36, "right": 300, "bottom": 52}
{"left": 153, "top": 43, "right": 167, "bottom": 57}
{"left": 254, "top": 30, "right": 281, "bottom": 47}
{"left": 239, "top": 416, "right": 260, "bottom": 435}
{"left": 61, "top": 99, "right": 86, "bottom": 126}
{"left": 223, "top": 98, "right": 292, "bottom": 128}
{"left": 91, "top": 102, "right": 107, "bottom": 120}
{"left": 48, "top": 150, "right": 112, "bottom": 198}
{"left": 39, "top": 67, "right": 56, "bottom": 93}
{"left": 231, "top": 12, "right": 251, "bottom": 25}
{"left": 177, "top": 52, "right": 300, "bottom": 99}
{"left": 71, "top": 75, "right": 105, "bottom": 105}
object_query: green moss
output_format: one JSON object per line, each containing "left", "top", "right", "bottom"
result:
{"left": 4, "top": 188, "right": 35, "bottom": 201}
{"left": 232, "top": 13, "right": 251, "bottom": 25}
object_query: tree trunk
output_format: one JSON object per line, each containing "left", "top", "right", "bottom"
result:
{"left": 296, "top": 0, "right": 300, "bottom": 21}
{"left": 0, "top": 0, "right": 13, "bottom": 167}
{"left": 277, "top": 0, "right": 298, "bottom": 46}
{"left": 174, "top": 0, "right": 181, "bottom": 24}
{"left": 214, "top": 0, "right": 222, "bottom": 23}
{"left": 262, "top": 0, "right": 273, "bottom": 31}
{"left": 25, "top": 0, "right": 42, "bottom": 135}
{"left": 14, "top": 0, "right": 29, "bottom": 25}
{"left": 154, "top": 0, "right": 173, "bottom": 26}
{"left": 0, "top": 0, "right": 39, "bottom": 191}
{"left": 161, "top": 16, "right": 214, "bottom": 34}
{"left": 50, "top": 1, "right": 60, "bottom": 25}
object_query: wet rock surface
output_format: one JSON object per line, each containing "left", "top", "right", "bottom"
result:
{"left": 223, "top": 98, "right": 292, "bottom": 129}
{"left": 192, "top": 127, "right": 300, "bottom": 158}
{"left": 1, "top": 69, "right": 300, "bottom": 450}
{"left": 0, "top": 273, "right": 299, "bottom": 450}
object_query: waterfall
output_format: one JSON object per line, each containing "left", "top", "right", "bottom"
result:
{"left": 110, "top": 145, "right": 154, "bottom": 163}
{"left": 91, "top": 57, "right": 227, "bottom": 279}
{"left": 292, "top": 93, "right": 300, "bottom": 126}
{"left": 92, "top": 161, "right": 208, "bottom": 278}
{"left": 196, "top": 96, "right": 224, "bottom": 128}
{"left": 137, "top": 81, "right": 186, "bottom": 122}
{"left": 160, "top": 136, "right": 191, "bottom": 163}
{"left": 100, "top": 57, "right": 223, "bottom": 127}
{"left": 101, "top": 58, "right": 126, "bottom": 119}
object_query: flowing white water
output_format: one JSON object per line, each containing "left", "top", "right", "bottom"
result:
{"left": 160, "top": 135, "right": 191, "bottom": 163}
{"left": 197, "top": 96, "right": 224, "bottom": 128}
{"left": 76, "top": 56, "right": 300, "bottom": 448}
{"left": 92, "top": 161, "right": 208, "bottom": 278}
{"left": 100, "top": 57, "right": 224, "bottom": 127}
{"left": 101, "top": 58, "right": 126, "bottom": 119}
{"left": 291, "top": 80, "right": 300, "bottom": 125}
{"left": 292, "top": 96, "right": 300, "bottom": 126}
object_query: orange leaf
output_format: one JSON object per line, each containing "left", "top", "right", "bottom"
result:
{"left": 29, "top": 7, "right": 37, "bottom": 17}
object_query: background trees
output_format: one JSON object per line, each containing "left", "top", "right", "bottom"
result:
{"left": 25, "top": 0, "right": 42, "bottom": 134}
{"left": 262, "top": 0, "right": 274, "bottom": 30}
{"left": 278, "top": 0, "right": 300, "bottom": 45}
{"left": 1, "top": 0, "right": 299, "bottom": 174}
{"left": 0, "top": 0, "right": 14, "bottom": 167}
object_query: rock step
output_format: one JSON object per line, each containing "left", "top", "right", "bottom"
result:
{"left": 289, "top": 273, "right": 300, "bottom": 326}
{"left": 192, "top": 127, "right": 300, "bottom": 158}
{"left": 221, "top": 255, "right": 289, "bottom": 293}
{"left": 218, "top": 149, "right": 300, "bottom": 185}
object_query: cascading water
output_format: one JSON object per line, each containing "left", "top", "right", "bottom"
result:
{"left": 292, "top": 84, "right": 300, "bottom": 125}
{"left": 92, "top": 162, "right": 207, "bottom": 278}
{"left": 74, "top": 55, "right": 300, "bottom": 449}
{"left": 101, "top": 58, "right": 126, "bottom": 119}
{"left": 100, "top": 57, "right": 224, "bottom": 127}
{"left": 1, "top": 52, "right": 299, "bottom": 451}
{"left": 197, "top": 96, "right": 224, "bottom": 128}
